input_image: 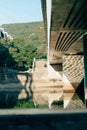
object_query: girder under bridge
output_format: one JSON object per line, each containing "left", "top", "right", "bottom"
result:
{"left": 41, "top": 0, "right": 87, "bottom": 108}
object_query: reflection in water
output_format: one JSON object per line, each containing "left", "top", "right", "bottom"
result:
{"left": 0, "top": 71, "right": 33, "bottom": 108}
{"left": 0, "top": 44, "right": 33, "bottom": 108}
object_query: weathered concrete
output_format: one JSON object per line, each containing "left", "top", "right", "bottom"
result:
{"left": 0, "top": 109, "right": 87, "bottom": 130}
{"left": 41, "top": 0, "right": 87, "bottom": 64}
{"left": 41, "top": 0, "right": 86, "bottom": 109}
{"left": 32, "top": 60, "right": 63, "bottom": 108}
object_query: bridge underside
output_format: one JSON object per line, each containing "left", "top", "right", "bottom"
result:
{"left": 41, "top": 0, "right": 87, "bottom": 108}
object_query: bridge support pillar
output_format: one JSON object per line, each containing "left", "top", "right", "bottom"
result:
{"left": 83, "top": 34, "right": 87, "bottom": 106}
{"left": 63, "top": 55, "right": 85, "bottom": 109}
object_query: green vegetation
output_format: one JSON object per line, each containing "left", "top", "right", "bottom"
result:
{"left": 13, "top": 99, "right": 35, "bottom": 109}
{"left": 0, "top": 21, "right": 47, "bottom": 69}
{"left": 36, "top": 104, "right": 48, "bottom": 108}
{"left": 13, "top": 99, "right": 48, "bottom": 109}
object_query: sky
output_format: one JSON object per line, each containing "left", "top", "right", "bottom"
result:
{"left": 0, "top": 0, "right": 43, "bottom": 25}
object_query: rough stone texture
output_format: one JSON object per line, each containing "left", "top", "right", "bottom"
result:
{"left": 63, "top": 55, "right": 85, "bottom": 109}
{"left": 63, "top": 55, "right": 84, "bottom": 82}
{"left": 65, "top": 93, "right": 85, "bottom": 109}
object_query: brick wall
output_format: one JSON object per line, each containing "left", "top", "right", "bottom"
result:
{"left": 63, "top": 55, "right": 85, "bottom": 108}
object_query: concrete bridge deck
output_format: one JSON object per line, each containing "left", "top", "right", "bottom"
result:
{"left": 41, "top": 0, "right": 87, "bottom": 109}
{"left": 41, "top": 0, "right": 87, "bottom": 64}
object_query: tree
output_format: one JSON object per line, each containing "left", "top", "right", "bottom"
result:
{"left": 0, "top": 37, "right": 47, "bottom": 70}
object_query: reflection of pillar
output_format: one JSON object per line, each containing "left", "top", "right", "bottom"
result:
{"left": 83, "top": 34, "right": 87, "bottom": 88}
{"left": 46, "top": 0, "right": 52, "bottom": 66}
{"left": 83, "top": 34, "right": 87, "bottom": 106}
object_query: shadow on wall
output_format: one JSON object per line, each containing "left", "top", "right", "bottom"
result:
{"left": 76, "top": 79, "right": 85, "bottom": 103}
{"left": 0, "top": 44, "right": 33, "bottom": 108}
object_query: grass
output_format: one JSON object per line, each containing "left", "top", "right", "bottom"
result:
{"left": 13, "top": 99, "right": 35, "bottom": 109}
{"left": 36, "top": 104, "right": 48, "bottom": 108}
{"left": 13, "top": 99, "right": 48, "bottom": 109}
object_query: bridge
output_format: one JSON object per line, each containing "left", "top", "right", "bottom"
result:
{"left": 0, "top": 0, "right": 87, "bottom": 129}
{"left": 41, "top": 0, "right": 87, "bottom": 108}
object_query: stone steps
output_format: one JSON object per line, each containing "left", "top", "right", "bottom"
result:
{"left": 32, "top": 60, "right": 63, "bottom": 108}
{"left": 32, "top": 80, "right": 63, "bottom": 88}
{"left": 35, "top": 61, "right": 47, "bottom": 67}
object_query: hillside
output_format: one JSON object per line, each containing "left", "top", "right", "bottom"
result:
{"left": 1, "top": 21, "right": 46, "bottom": 52}
{"left": 0, "top": 21, "right": 47, "bottom": 68}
